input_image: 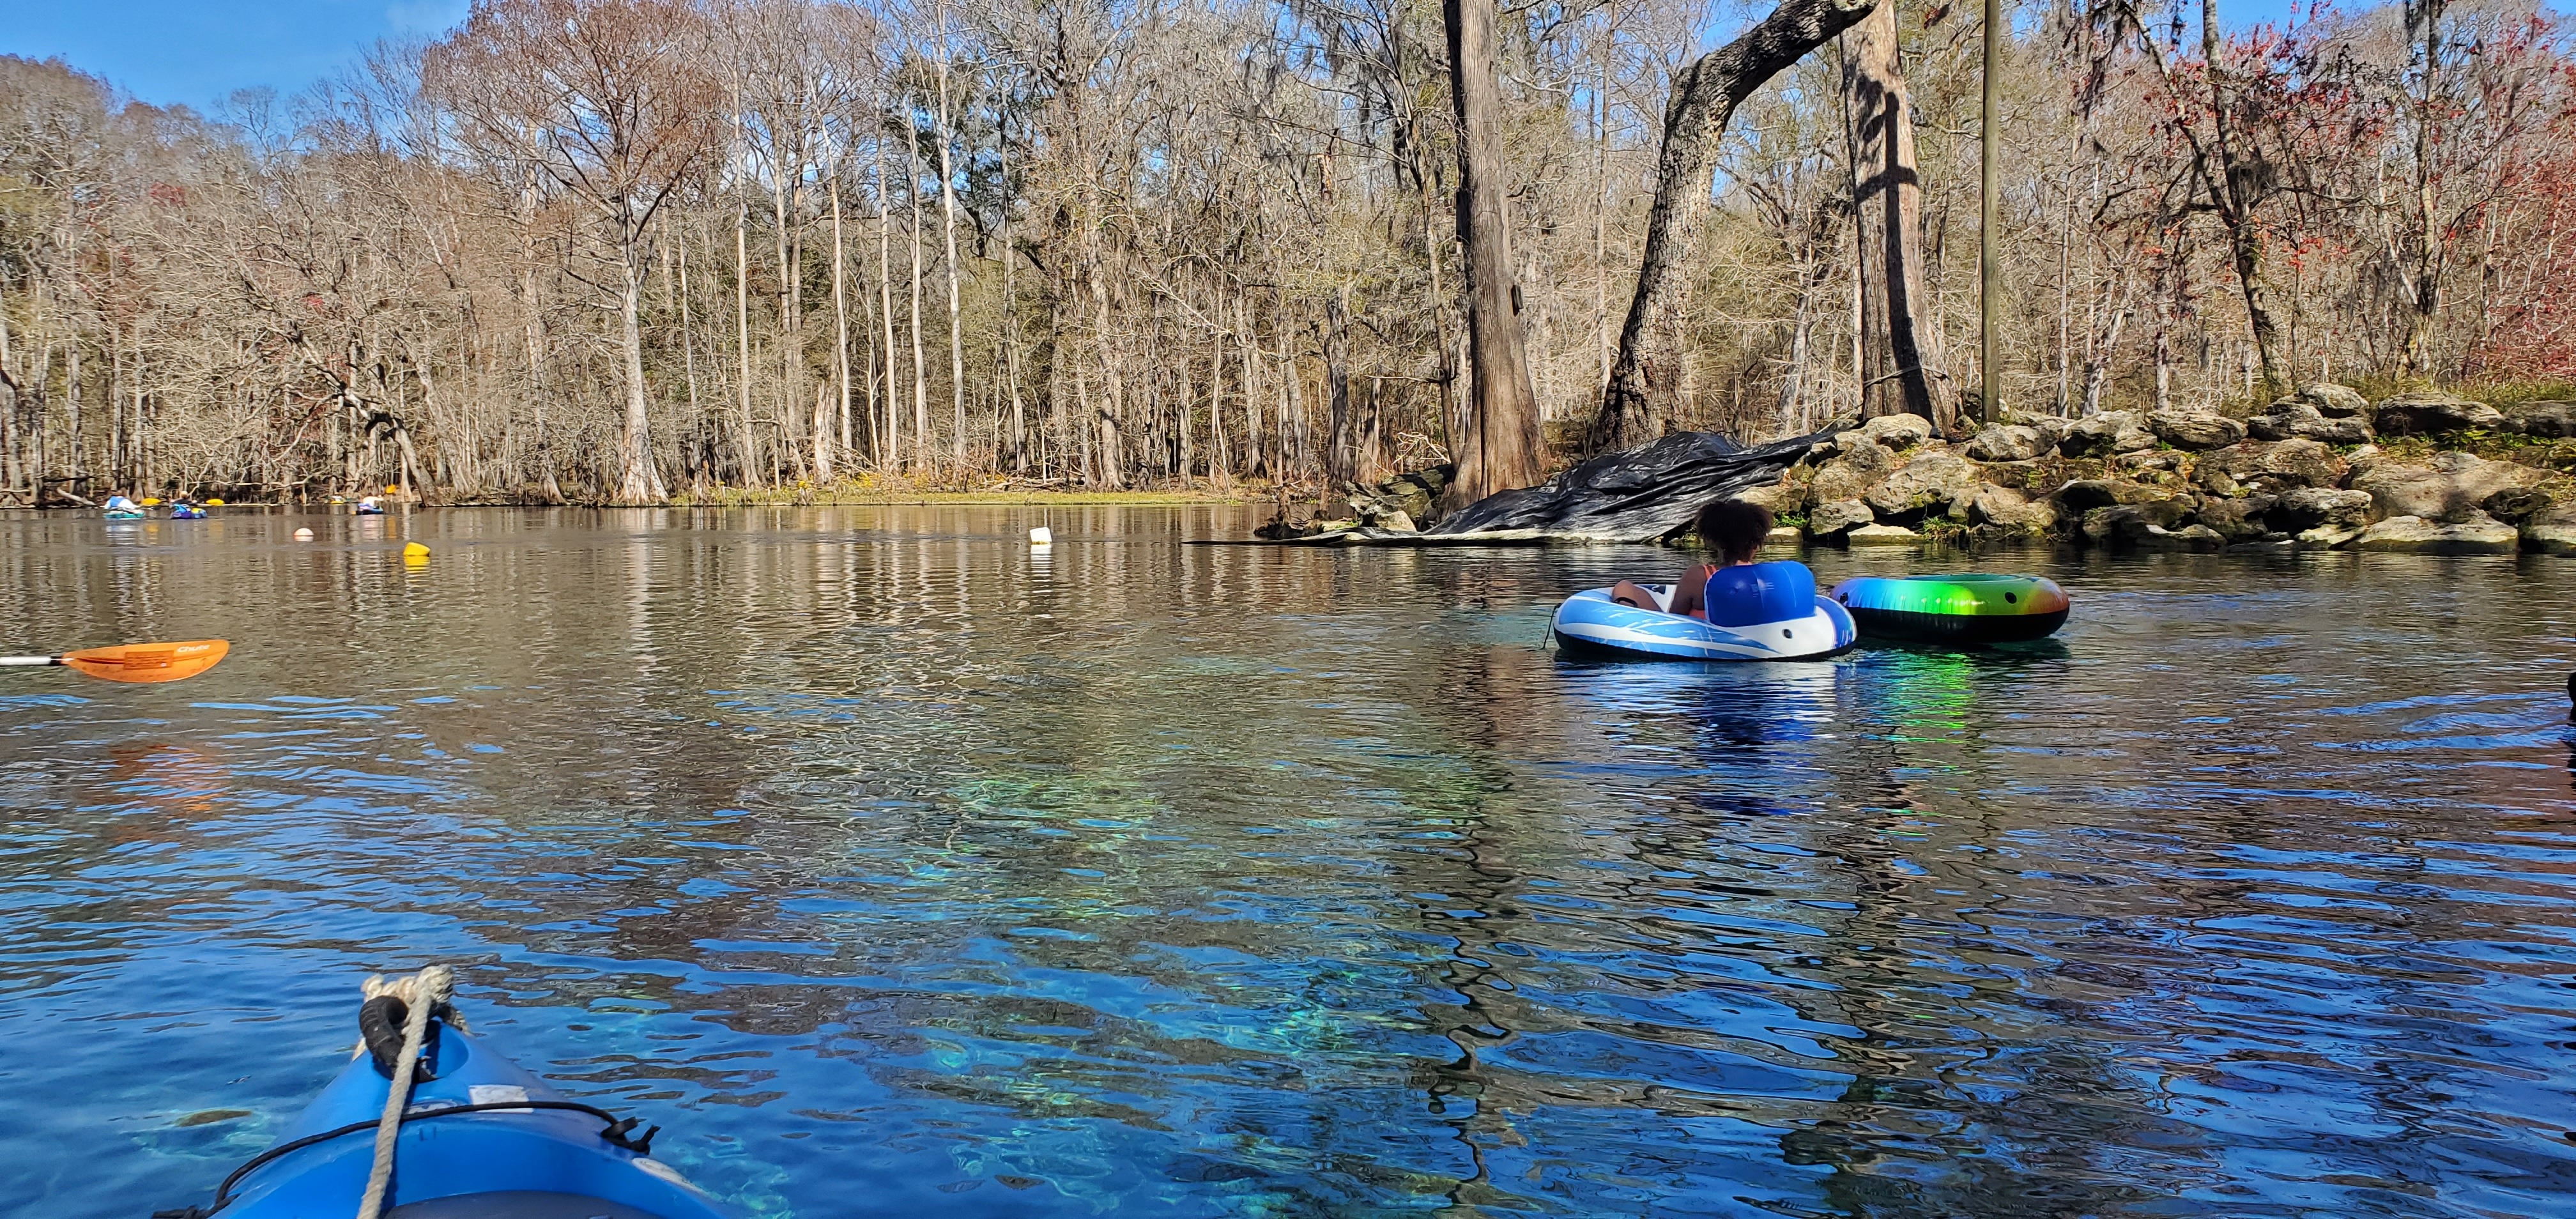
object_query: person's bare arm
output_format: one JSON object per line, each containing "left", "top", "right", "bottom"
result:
{"left": 1668, "top": 565, "right": 1712, "bottom": 618}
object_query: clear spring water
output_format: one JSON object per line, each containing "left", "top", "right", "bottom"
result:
{"left": 3, "top": 506, "right": 2572, "bottom": 1218}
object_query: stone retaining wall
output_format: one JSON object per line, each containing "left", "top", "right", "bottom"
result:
{"left": 1741, "top": 387, "right": 2576, "bottom": 556}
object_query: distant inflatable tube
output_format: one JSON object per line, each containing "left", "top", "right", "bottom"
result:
{"left": 1552, "top": 586, "right": 1856, "bottom": 662}
{"left": 1828, "top": 574, "right": 2069, "bottom": 644}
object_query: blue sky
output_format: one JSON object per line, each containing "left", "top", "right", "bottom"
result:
{"left": 5, "top": 1, "right": 471, "bottom": 111}
{"left": 13, "top": 0, "right": 2312, "bottom": 114}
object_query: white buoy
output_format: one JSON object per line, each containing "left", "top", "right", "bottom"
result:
{"left": 1029, "top": 526, "right": 1053, "bottom": 546}
{"left": 293, "top": 527, "right": 315, "bottom": 541}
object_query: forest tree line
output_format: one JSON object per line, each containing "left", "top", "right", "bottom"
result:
{"left": 1, "top": 0, "right": 2571, "bottom": 504}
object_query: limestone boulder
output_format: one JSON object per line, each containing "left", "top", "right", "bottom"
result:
{"left": 2059, "top": 410, "right": 2158, "bottom": 457}
{"left": 2191, "top": 461, "right": 2244, "bottom": 497}
{"left": 1846, "top": 523, "right": 1922, "bottom": 546}
{"left": 2522, "top": 499, "right": 2576, "bottom": 555}
{"left": 1966, "top": 484, "right": 2058, "bottom": 533}
{"left": 2055, "top": 478, "right": 2177, "bottom": 512}
{"left": 1857, "top": 413, "right": 1937, "bottom": 451}
{"left": 2167, "top": 523, "right": 2229, "bottom": 549}
{"left": 2148, "top": 409, "right": 2248, "bottom": 450}
{"left": 2499, "top": 400, "right": 2576, "bottom": 438}
{"left": 1864, "top": 450, "right": 1981, "bottom": 518}
{"left": 2115, "top": 450, "right": 2189, "bottom": 476}
{"left": 2352, "top": 452, "right": 2549, "bottom": 522}
{"left": 1809, "top": 440, "right": 1896, "bottom": 503}
{"left": 2354, "top": 512, "right": 2520, "bottom": 554}
{"left": 1734, "top": 476, "right": 1809, "bottom": 516}
{"left": 2196, "top": 439, "right": 2349, "bottom": 491}
{"left": 2294, "top": 383, "right": 2372, "bottom": 418}
{"left": 2480, "top": 479, "right": 2572, "bottom": 525}
{"left": 2248, "top": 402, "right": 2374, "bottom": 445}
{"left": 1809, "top": 498, "right": 1876, "bottom": 537}
{"left": 2297, "top": 523, "right": 2365, "bottom": 549}
{"left": 2371, "top": 392, "right": 2506, "bottom": 437}
{"left": 2082, "top": 498, "right": 2196, "bottom": 548}
{"left": 1966, "top": 424, "right": 2052, "bottom": 463}
{"left": 2194, "top": 494, "right": 2278, "bottom": 542}
{"left": 2266, "top": 487, "right": 2375, "bottom": 533}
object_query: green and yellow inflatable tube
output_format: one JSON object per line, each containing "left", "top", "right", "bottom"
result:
{"left": 1827, "top": 574, "right": 2069, "bottom": 645}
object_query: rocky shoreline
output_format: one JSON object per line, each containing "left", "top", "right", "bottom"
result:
{"left": 1734, "top": 387, "right": 2576, "bottom": 555}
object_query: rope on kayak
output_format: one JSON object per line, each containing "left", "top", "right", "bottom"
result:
{"left": 355, "top": 965, "right": 451, "bottom": 1219}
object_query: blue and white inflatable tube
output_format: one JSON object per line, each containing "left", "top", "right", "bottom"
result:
{"left": 1551, "top": 584, "right": 1856, "bottom": 662}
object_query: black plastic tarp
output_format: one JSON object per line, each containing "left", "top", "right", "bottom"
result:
{"left": 1427, "top": 428, "right": 1829, "bottom": 541}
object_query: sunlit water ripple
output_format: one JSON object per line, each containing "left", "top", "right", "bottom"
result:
{"left": 3, "top": 505, "right": 2573, "bottom": 1217}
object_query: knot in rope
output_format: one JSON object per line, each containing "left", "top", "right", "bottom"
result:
{"left": 356, "top": 965, "right": 454, "bottom": 1219}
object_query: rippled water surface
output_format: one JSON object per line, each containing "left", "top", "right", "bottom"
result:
{"left": 4, "top": 506, "right": 2574, "bottom": 1218}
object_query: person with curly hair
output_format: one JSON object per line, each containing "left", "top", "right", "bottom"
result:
{"left": 1609, "top": 498, "right": 1811, "bottom": 623}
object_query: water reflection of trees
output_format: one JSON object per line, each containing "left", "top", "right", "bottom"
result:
{"left": 13, "top": 518, "right": 2576, "bottom": 1215}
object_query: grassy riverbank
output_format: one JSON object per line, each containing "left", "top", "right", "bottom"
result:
{"left": 671, "top": 475, "right": 1279, "bottom": 508}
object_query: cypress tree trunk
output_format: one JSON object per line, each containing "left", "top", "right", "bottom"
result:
{"left": 1438, "top": 0, "right": 1547, "bottom": 513}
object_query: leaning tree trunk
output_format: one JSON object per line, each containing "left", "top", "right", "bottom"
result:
{"left": 1438, "top": 0, "right": 1548, "bottom": 514}
{"left": 1844, "top": 1, "right": 1952, "bottom": 427}
{"left": 1591, "top": 0, "right": 1881, "bottom": 456}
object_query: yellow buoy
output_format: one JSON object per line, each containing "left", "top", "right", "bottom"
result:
{"left": 385, "top": 485, "right": 400, "bottom": 495}
{"left": 141, "top": 497, "right": 162, "bottom": 507}
{"left": 402, "top": 542, "right": 431, "bottom": 564}
{"left": 206, "top": 498, "right": 226, "bottom": 506}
